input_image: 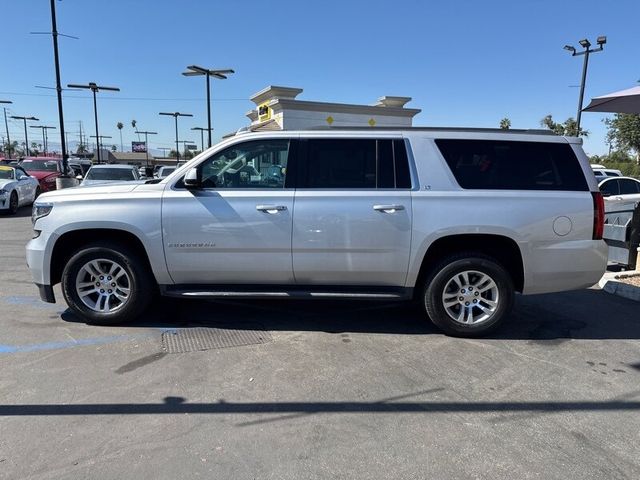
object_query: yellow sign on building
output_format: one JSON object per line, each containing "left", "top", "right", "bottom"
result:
{"left": 258, "top": 103, "right": 271, "bottom": 122}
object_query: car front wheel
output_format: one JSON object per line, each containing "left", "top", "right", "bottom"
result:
{"left": 61, "top": 242, "right": 154, "bottom": 324}
{"left": 423, "top": 253, "right": 514, "bottom": 337}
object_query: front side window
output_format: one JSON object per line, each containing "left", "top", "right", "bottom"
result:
{"left": 199, "top": 139, "right": 290, "bottom": 189}
{"left": 600, "top": 179, "right": 620, "bottom": 196}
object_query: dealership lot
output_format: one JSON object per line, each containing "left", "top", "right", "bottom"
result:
{"left": 1, "top": 208, "right": 640, "bottom": 479}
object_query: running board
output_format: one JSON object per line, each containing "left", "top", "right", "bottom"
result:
{"left": 161, "top": 285, "right": 411, "bottom": 301}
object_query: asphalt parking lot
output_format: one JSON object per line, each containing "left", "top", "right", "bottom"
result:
{"left": 1, "top": 207, "right": 640, "bottom": 479}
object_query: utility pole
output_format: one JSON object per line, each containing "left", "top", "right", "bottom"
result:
{"left": 30, "top": 125, "right": 56, "bottom": 155}
{"left": 191, "top": 126, "right": 212, "bottom": 152}
{"left": 1, "top": 100, "right": 12, "bottom": 159}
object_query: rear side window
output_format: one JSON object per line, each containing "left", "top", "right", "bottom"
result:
{"left": 619, "top": 179, "right": 640, "bottom": 194}
{"left": 300, "top": 138, "right": 411, "bottom": 189}
{"left": 435, "top": 139, "right": 588, "bottom": 191}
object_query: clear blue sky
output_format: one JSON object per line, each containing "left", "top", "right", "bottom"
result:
{"left": 1, "top": 0, "right": 639, "bottom": 156}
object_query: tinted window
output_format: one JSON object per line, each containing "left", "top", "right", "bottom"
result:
{"left": 199, "top": 139, "right": 289, "bottom": 189}
{"left": 435, "top": 140, "right": 588, "bottom": 191}
{"left": 301, "top": 139, "right": 411, "bottom": 189}
{"left": 85, "top": 168, "right": 136, "bottom": 181}
{"left": 600, "top": 179, "right": 619, "bottom": 196}
{"left": 619, "top": 179, "right": 640, "bottom": 195}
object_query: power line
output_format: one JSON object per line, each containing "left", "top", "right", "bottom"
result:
{"left": 0, "top": 91, "right": 249, "bottom": 102}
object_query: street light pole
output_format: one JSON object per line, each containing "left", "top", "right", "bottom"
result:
{"left": 191, "top": 127, "right": 212, "bottom": 152}
{"left": 11, "top": 116, "right": 39, "bottom": 157}
{"left": 182, "top": 66, "right": 234, "bottom": 148}
{"left": 135, "top": 130, "right": 157, "bottom": 166}
{"left": 564, "top": 36, "right": 606, "bottom": 134}
{"left": 49, "top": 0, "right": 69, "bottom": 172}
{"left": 1, "top": 100, "right": 12, "bottom": 159}
{"left": 159, "top": 112, "right": 193, "bottom": 165}
{"left": 30, "top": 126, "right": 56, "bottom": 155}
{"left": 68, "top": 82, "right": 120, "bottom": 164}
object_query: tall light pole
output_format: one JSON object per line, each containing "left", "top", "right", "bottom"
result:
{"left": 1, "top": 100, "right": 12, "bottom": 159}
{"left": 11, "top": 115, "right": 39, "bottom": 156}
{"left": 68, "top": 82, "right": 119, "bottom": 163}
{"left": 30, "top": 125, "right": 56, "bottom": 155}
{"left": 159, "top": 112, "right": 193, "bottom": 165}
{"left": 191, "top": 126, "right": 212, "bottom": 152}
{"left": 182, "top": 66, "right": 233, "bottom": 149}
{"left": 135, "top": 130, "right": 157, "bottom": 166}
{"left": 564, "top": 36, "right": 606, "bottom": 134}
{"left": 90, "top": 135, "right": 112, "bottom": 161}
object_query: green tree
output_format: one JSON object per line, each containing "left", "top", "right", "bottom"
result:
{"left": 117, "top": 122, "right": 124, "bottom": 151}
{"left": 168, "top": 149, "right": 178, "bottom": 159}
{"left": 499, "top": 117, "right": 511, "bottom": 130}
{"left": 604, "top": 113, "right": 640, "bottom": 164}
{"left": 30, "top": 142, "right": 40, "bottom": 156}
{"left": 540, "top": 115, "right": 588, "bottom": 137}
{"left": 111, "top": 144, "right": 117, "bottom": 152}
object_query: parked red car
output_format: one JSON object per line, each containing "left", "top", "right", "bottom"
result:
{"left": 20, "top": 158, "right": 63, "bottom": 192}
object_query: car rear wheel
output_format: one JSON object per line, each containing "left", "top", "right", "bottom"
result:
{"left": 61, "top": 242, "right": 154, "bottom": 324}
{"left": 422, "top": 253, "right": 514, "bottom": 337}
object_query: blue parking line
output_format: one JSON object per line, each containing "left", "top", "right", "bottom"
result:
{"left": 0, "top": 333, "right": 157, "bottom": 354}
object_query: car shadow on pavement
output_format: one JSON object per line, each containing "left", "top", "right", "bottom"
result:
{"left": 60, "top": 287, "right": 640, "bottom": 340}
{"left": 0, "top": 206, "right": 32, "bottom": 218}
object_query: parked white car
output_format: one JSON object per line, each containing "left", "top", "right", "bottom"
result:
{"left": 599, "top": 176, "right": 640, "bottom": 211}
{"left": 0, "top": 165, "right": 40, "bottom": 214}
{"left": 591, "top": 165, "right": 622, "bottom": 180}
{"left": 81, "top": 164, "right": 140, "bottom": 186}
{"left": 155, "top": 166, "right": 177, "bottom": 179}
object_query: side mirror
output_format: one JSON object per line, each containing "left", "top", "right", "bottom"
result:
{"left": 184, "top": 167, "right": 202, "bottom": 189}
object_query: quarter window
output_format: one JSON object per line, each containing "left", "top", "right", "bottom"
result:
{"left": 199, "top": 140, "right": 290, "bottom": 189}
{"left": 435, "top": 139, "right": 589, "bottom": 191}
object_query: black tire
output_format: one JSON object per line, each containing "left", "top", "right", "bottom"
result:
{"left": 34, "top": 187, "right": 41, "bottom": 200}
{"left": 8, "top": 191, "right": 19, "bottom": 215}
{"left": 422, "top": 252, "right": 514, "bottom": 337}
{"left": 61, "top": 242, "right": 155, "bottom": 324}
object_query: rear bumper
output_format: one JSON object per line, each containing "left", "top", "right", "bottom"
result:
{"left": 36, "top": 283, "right": 56, "bottom": 303}
{"left": 523, "top": 239, "right": 608, "bottom": 294}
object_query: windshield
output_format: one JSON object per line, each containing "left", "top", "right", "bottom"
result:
{"left": 0, "top": 167, "right": 14, "bottom": 180}
{"left": 22, "top": 160, "right": 59, "bottom": 172}
{"left": 85, "top": 168, "right": 135, "bottom": 181}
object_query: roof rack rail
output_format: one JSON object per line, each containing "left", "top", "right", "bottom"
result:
{"left": 303, "top": 126, "right": 558, "bottom": 136}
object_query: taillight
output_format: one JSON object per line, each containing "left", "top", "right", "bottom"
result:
{"left": 592, "top": 192, "right": 604, "bottom": 240}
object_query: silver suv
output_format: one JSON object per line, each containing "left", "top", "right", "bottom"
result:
{"left": 27, "top": 128, "right": 607, "bottom": 336}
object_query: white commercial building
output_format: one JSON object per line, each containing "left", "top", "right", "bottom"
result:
{"left": 244, "top": 85, "right": 421, "bottom": 132}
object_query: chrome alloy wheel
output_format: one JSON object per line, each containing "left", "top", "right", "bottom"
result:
{"left": 75, "top": 259, "right": 131, "bottom": 313}
{"left": 441, "top": 270, "right": 499, "bottom": 325}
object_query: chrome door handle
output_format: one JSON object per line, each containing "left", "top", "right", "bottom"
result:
{"left": 256, "top": 204, "right": 287, "bottom": 213}
{"left": 373, "top": 204, "right": 405, "bottom": 213}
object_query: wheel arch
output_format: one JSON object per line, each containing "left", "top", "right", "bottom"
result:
{"left": 412, "top": 233, "right": 525, "bottom": 297}
{"left": 50, "top": 228, "right": 156, "bottom": 287}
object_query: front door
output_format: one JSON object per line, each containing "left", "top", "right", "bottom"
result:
{"left": 162, "top": 138, "right": 295, "bottom": 284}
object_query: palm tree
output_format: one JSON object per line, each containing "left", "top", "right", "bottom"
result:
{"left": 131, "top": 119, "right": 140, "bottom": 141}
{"left": 499, "top": 118, "right": 511, "bottom": 130}
{"left": 117, "top": 122, "right": 124, "bottom": 151}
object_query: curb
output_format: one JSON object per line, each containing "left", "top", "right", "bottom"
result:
{"left": 599, "top": 275, "right": 640, "bottom": 302}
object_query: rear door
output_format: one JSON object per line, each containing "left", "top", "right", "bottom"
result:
{"left": 292, "top": 138, "right": 412, "bottom": 286}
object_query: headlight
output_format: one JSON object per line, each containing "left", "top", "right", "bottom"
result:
{"left": 32, "top": 203, "right": 54, "bottom": 225}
